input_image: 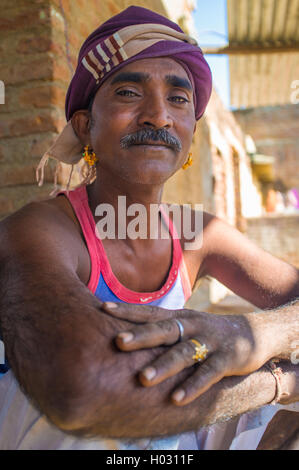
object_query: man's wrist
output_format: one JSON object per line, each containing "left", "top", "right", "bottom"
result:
{"left": 277, "top": 362, "right": 299, "bottom": 405}
{"left": 263, "top": 360, "right": 299, "bottom": 405}
{"left": 246, "top": 307, "right": 299, "bottom": 362}
{"left": 244, "top": 312, "right": 281, "bottom": 362}
{"left": 265, "top": 360, "right": 291, "bottom": 404}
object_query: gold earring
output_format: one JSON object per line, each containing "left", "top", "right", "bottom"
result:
{"left": 82, "top": 145, "right": 98, "bottom": 166}
{"left": 182, "top": 153, "right": 193, "bottom": 170}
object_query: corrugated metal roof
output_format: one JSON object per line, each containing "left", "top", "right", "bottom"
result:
{"left": 226, "top": 0, "right": 299, "bottom": 108}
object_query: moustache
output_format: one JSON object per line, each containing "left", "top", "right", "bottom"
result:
{"left": 120, "top": 128, "right": 182, "bottom": 153}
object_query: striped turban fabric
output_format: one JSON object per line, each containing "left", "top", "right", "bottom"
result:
{"left": 65, "top": 5, "right": 212, "bottom": 121}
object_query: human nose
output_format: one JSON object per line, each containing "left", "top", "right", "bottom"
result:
{"left": 137, "top": 93, "right": 173, "bottom": 129}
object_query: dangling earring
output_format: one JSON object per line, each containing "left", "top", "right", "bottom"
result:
{"left": 182, "top": 153, "right": 193, "bottom": 170}
{"left": 82, "top": 145, "right": 98, "bottom": 166}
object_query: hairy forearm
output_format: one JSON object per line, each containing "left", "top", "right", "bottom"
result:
{"left": 0, "top": 254, "right": 110, "bottom": 425}
{"left": 61, "top": 339, "right": 299, "bottom": 439}
{"left": 68, "top": 366, "right": 278, "bottom": 439}
{"left": 1, "top": 257, "right": 298, "bottom": 440}
{"left": 244, "top": 299, "right": 299, "bottom": 361}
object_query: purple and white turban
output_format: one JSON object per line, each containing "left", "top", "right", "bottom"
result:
{"left": 36, "top": 6, "right": 212, "bottom": 191}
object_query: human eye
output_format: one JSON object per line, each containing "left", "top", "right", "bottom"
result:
{"left": 169, "top": 95, "right": 190, "bottom": 104}
{"left": 116, "top": 89, "right": 139, "bottom": 97}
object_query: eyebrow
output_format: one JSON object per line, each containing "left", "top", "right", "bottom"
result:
{"left": 110, "top": 72, "right": 150, "bottom": 85}
{"left": 165, "top": 75, "right": 193, "bottom": 92}
{"left": 110, "top": 71, "right": 193, "bottom": 92}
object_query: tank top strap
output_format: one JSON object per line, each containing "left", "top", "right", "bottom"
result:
{"left": 159, "top": 204, "right": 192, "bottom": 300}
{"left": 57, "top": 186, "right": 101, "bottom": 293}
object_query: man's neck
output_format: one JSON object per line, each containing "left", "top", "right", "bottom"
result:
{"left": 86, "top": 168, "right": 168, "bottom": 247}
{"left": 87, "top": 168, "right": 164, "bottom": 209}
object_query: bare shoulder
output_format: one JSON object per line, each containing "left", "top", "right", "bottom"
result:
{"left": 42, "top": 194, "right": 82, "bottom": 232}
{"left": 0, "top": 196, "right": 79, "bottom": 242}
{"left": 0, "top": 196, "right": 87, "bottom": 277}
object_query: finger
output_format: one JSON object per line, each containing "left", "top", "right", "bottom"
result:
{"left": 139, "top": 340, "right": 199, "bottom": 387}
{"left": 102, "top": 301, "right": 179, "bottom": 324}
{"left": 115, "top": 318, "right": 183, "bottom": 351}
{"left": 171, "top": 354, "right": 226, "bottom": 406}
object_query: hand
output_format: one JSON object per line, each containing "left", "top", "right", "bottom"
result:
{"left": 102, "top": 302, "right": 274, "bottom": 406}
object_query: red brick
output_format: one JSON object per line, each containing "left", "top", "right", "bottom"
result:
{"left": 52, "top": 86, "right": 66, "bottom": 106}
{"left": 108, "top": 1, "right": 120, "bottom": 16}
{"left": 30, "top": 133, "right": 57, "bottom": 157}
{"left": 76, "top": 0, "right": 86, "bottom": 9}
{"left": 0, "top": 183, "right": 55, "bottom": 218}
{"left": 78, "top": 20, "right": 90, "bottom": 39}
{"left": 0, "top": 162, "right": 55, "bottom": 187}
{"left": 19, "top": 85, "right": 65, "bottom": 108}
{"left": 59, "top": 0, "right": 71, "bottom": 16}
{"left": 19, "top": 86, "right": 51, "bottom": 108}
{"left": 0, "top": 163, "right": 35, "bottom": 186}
{"left": 3, "top": 113, "right": 59, "bottom": 138}
{"left": 50, "top": 11, "right": 65, "bottom": 34}
{"left": 49, "top": 0, "right": 60, "bottom": 8}
{"left": 49, "top": 40, "right": 66, "bottom": 57}
{"left": 1, "top": 86, "right": 17, "bottom": 113}
{"left": 1, "top": 57, "right": 52, "bottom": 85}
{"left": 16, "top": 36, "right": 51, "bottom": 54}
{"left": 0, "top": 9, "right": 49, "bottom": 33}
{"left": 52, "top": 60, "right": 72, "bottom": 82}
{"left": 68, "top": 30, "right": 81, "bottom": 54}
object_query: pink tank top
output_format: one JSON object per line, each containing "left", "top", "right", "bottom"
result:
{"left": 59, "top": 185, "right": 192, "bottom": 308}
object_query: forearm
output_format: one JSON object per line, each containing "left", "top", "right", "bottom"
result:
{"left": 0, "top": 254, "right": 108, "bottom": 426}
{"left": 244, "top": 299, "right": 299, "bottom": 361}
{"left": 51, "top": 296, "right": 299, "bottom": 439}
{"left": 63, "top": 361, "right": 299, "bottom": 439}
{"left": 1, "top": 258, "right": 298, "bottom": 440}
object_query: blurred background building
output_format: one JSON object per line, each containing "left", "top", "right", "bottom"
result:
{"left": 0, "top": 0, "right": 299, "bottom": 306}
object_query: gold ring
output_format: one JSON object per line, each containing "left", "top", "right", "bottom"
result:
{"left": 190, "top": 339, "right": 208, "bottom": 363}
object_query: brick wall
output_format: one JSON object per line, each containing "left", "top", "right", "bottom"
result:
{"left": 0, "top": 0, "right": 168, "bottom": 219}
{"left": 246, "top": 215, "right": 299, "bottom": 268}
{"left": 0, "top": 0, "right": 56, "bottom": 218}
{"left": 234, "top": 104, "right": 299, "bottom": 190}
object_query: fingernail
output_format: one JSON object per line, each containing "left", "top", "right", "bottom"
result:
{"left": 172, "top": 389, "right": 185, "bottom": 402}
{"left": 104, "top": 302, "right": 118, "bottom": 308}
{"left": 142, "top": 367, "right": 156, "bottom": 381}
{"left": 117, "top": 332, "right": 134, "bottom": 343}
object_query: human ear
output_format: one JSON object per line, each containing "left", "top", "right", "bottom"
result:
{"left": 71, "top": 110, "right": 92, "bottom": 145}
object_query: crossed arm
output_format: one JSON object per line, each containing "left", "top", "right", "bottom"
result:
{"left": 0, "top": 202, "right": 298, "bottom": 439}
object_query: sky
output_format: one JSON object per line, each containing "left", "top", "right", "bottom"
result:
{"left": 192, "top": 0, "right": 230, "bottom": 108}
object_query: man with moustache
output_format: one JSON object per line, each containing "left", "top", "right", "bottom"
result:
{"left": 0, "top": 6, "right": 298, "bottom": 450}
